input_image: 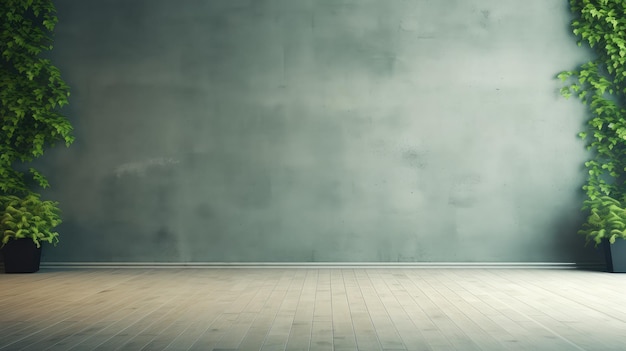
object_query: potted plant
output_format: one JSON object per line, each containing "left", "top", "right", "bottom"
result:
{"left": 1, "top": 0, "right": 74, "bottom": 272}
{"left": 558, "top": 0, "right": 626, "bottom": 272}
{"left": 579, "top": 196, "right": 626, "bottom": 272}
{"left": 1, "top": 193, "right": 61, "bottom": 272}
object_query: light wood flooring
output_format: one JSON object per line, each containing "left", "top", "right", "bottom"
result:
{"left": 1, "top": 268, "right": 625, "bottom": 351}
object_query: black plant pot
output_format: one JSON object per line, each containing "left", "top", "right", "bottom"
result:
{"left": 603, "top": 239, "right": 626, "bottom": 273}
{"left": 2, "top": 239, "right": 42, "bottom": 273}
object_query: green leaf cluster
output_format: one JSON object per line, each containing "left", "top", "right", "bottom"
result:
{"left": 0, "top": 1, "right": 73, "bottom": 247}
{"left": 0, "top": 193, "right": 60, "bottom": 248}
{"left": 559, "top": 0, "right": 626, "bottom": 245}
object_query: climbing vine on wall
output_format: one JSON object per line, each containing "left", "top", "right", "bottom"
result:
{"left": 559, "top": 0, "right": 626, "bottom": 245}
{"left": 0, "top": 0, "right": 73, "bottom": 247}
{"left": 0, "top": 0, "right": 74, "bottom": 195}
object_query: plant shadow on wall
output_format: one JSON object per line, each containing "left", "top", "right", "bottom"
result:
{"left": 0, "top": 1, "right": 74, "bottom": 273}
{"left": 558, "top": 0, "right": 626, "bottom": 272}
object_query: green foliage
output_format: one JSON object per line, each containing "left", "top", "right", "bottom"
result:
{"left": 0, "top": 193, "right": 61, "bottom": 248}
{"left": 581, "top": 196, "right": 626, "bottom": 245}
{"left": 0, "top": 0, "right": 74, "bottom": 195}
{"left": 559, "top": 0, "right": 626, "bottom": 245}
{"left": 0, "top": 0, "right": 73, "bottom": 247}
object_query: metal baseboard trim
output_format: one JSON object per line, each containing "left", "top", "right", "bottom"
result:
{"left": 40, "top": 262, "right": 606, "bottom": 270}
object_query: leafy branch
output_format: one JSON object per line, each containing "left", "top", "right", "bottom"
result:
{"left": 1, "top": 0, "right": 74, "bottom": 195}
{"left": 559, "top": 0, "right": 626, "bottom": 245}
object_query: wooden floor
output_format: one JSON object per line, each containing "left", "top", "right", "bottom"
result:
{"left": 1, "top": 268, "right": 625, "bottom": 351}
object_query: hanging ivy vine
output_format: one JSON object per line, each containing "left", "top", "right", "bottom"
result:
{"left": 1, "top": 0, "right": 74, "bottom": 194}
{"left": 0, "top": 0, "right": 73, "bottom": 247}
{"left": 558, "top": 0, "right": 626, "bottom": 245}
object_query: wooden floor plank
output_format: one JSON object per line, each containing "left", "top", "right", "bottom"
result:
{"left": 285, "top": 270, "right": 317, "bottom": 351}
{"left": 2, "top": 268, "right": 626, "bottom": 351}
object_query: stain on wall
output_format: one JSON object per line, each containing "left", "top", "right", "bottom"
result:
{"left": 39, "top": 0, "right": 602, "bottom": 263}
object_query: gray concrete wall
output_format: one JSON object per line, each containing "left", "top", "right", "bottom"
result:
{"left": 40, "top": 0, "right": 602, "bottom": 263}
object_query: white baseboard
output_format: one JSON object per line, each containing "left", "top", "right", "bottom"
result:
{"left": 40, "top": 262, "right": 606, "bottom": 270}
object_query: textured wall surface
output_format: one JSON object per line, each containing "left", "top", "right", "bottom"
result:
{"left": 40, "top": 0, "right": 602, "bottom": 263}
